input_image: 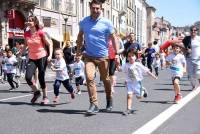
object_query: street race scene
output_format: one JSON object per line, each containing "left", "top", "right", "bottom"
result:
{"left": 0, "top": 0, "right": 200, "bottom": 134}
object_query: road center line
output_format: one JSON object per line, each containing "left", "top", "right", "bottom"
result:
{"left": 132, "top": 86, "right": 200, "bottom": 134}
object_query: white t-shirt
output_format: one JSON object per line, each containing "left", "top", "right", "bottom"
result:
{"left": 122, "top": 62, "right": 149, "bottom": 82}
{"left": 166, "top": 52, "right": 186, "bottom": 77}
{"left": 191, "top": 35, "right": 200, "bottom": 60}
{"left": 1, "top": 57, "right": 8, "bottom": 70}
{"left": 54, "top": 58, "right": 69, "bottom": 81}
{"left": 5, "top": 55, "right": 17, "bottom": 74}
{"left": 152, "top": 58, "right": 161, "bottom": 68}
{"left": 73, "top": 60, "right": 85, "bottom": 78}
{"left": 160, "top": 52, "right": 166, "bottom": 61}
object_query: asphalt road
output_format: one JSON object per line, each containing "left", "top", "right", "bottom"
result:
{"left": 0, "top": 69, "right": 200, "bottom": 134}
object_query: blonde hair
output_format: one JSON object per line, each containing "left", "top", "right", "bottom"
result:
{"left": 62, "top": 41, "right": 71, "bottom": 49}
{"left": 54, "top": 48, "right": 63, "bottom": 55}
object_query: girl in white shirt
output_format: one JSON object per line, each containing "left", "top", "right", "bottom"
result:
{"left": 51, "top": 48, "right": 75, "bottom": 103}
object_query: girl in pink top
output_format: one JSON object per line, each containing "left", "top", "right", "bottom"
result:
{"left": 23, "top": 15, "right": 53, "bottom": 105}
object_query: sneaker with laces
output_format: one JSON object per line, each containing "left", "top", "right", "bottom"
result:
{"left": 174, "top": 94, "right": 182, "bottom": 103}
{"left": 41, "top": 97, "right": 49, "bottom": 105}
{"left": 31, "top": 90, "right": 41, "bottom": 104}
{"left": 122, "top": 109, "right": 134, "bottom": 116}
{"left": 53, "top": 96, "right": 59, "bottom": 103}
{"left": 86, "top": 103, "right": 99, "bottom": 114}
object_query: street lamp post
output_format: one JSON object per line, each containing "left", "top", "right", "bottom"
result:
{"left": 64, "top": 17, "right": 68, "bottom": 42}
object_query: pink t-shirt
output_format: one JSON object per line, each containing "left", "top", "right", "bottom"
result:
{"left": 108, "top": 39, "right": 116, "bottom": 59}
{"left": 24, "top": 30, "right": 47, "bottom": 60}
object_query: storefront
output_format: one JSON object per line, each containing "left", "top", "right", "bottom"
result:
{"left": 7, "top": 9, "right": 25, "bottom": 48}
{"left": 0, "top": 0, "right": 37, "bottom": 48}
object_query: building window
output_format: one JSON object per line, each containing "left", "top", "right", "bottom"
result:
{"left": 40, "top": 0, "right": 48, "bottom": 8}
{"left": 112, "top": 15, "right": 115, "bottom": 25}
{"left": 34, "top": 0, "right": 39, "bottom": 4}
{"left": 107, "top": 10, "right": 110, "bottom": 19}
{"left": 52, "top": 0, "right": 60, "bottom": 11}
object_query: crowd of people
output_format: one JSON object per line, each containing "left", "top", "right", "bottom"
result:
{"left": 0, "top": 0, "right": 200, "bottom": 116}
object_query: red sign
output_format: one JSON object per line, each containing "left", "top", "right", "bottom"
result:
{"left": 7, "top": 9, "right": 15, "bottom": 19}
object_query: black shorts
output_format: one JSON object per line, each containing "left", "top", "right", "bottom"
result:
{"left": 75, "top": 76, "right": 84, "bottom": 86}
{"left": 109, "top": 59, "right": 116, "bottom": 76}
{"left": 172, "top": 76, "right": 180, "bottom": 84}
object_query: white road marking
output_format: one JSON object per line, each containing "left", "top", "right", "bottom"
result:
{"left": 0, "top": 90, "right": 54, "bottom": 102}
{"left": 0, "top": 94, "right": 32, "bottom": 101}
{"left": 132, "top": 86, "right": 200, "bottom": 134}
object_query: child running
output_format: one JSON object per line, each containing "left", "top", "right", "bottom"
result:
{"left": 3, "top": 49, "right": 19, "bottom": 90}
{"left": 51, "top": 48, "right": 75, "bottom": 103}
{"left": 120, "top": 50, "right": 157, "bottom": 115}
{"left": 0, "top": 50, "right": 8, "bottom": 83}
{"left": 152, "top": 53, "right": 161, "bottom": 76}
{"left": 165, "top": 44, "right": 186, "bottom": 103}
{"left": 73, "top": 55, "right": 85, "bottom": 94}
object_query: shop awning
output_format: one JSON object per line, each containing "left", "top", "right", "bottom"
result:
{"left": 43, "top": 28, "right": 63, "bottom": 42}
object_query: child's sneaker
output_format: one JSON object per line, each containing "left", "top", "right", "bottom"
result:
{"left": 16, "top": 83, "right": 19, "bottom": 88}
{"left": 174, "top": 94, "right": 182, "bottom": 103}
{"left": 70, "top": 92, "right": 75, "bottom": 99}
{"left": 142, "top": 87, "right": 148, "bottom": 98}
{"left": 41, "top": 97, "right": 49, "bottom": 105}
{"left": 77, "top": 90, "right": 81, "bottom": 95}
{"left": 122, "top": 109, "right": 134, "bottom": 116}
{"left": 9, "top": 87, "right": 15, "bottom": 91}
{"left": 53, "top": 96, "right": 59, "bottom": 103}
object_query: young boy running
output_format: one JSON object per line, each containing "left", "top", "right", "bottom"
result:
{"left": 73, "top": 55, "right": 85, "bottom": 94}
{"left": 121, "top": 50, "right": 157, "bottom": 115}
{"left": 166, "top": 44, "right": 186, "bottom": 103}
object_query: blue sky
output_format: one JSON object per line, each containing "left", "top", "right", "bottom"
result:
{"left": 146, "top": 0, "right": 200, "bottom": 27}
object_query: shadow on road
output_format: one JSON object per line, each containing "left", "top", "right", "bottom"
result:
{"left": 37, "top": 108, "right": 86, "bottom": 115}
{"left": 140, "top": 100, "right": 175, "bottom": 104}
{"left": 0, "top": 89, "right": 31, "bottom": 94}
{"left": 37, "top": 108, "right": 124, "bottom": 116}
{"left": 0, "top": 101, "right": 33, "bottom": 106}
{"left": 154, "top": 88, "right": 191, "bottom": 92}
{"left": 0, "top": 101, "right": 71, "bottom": 107}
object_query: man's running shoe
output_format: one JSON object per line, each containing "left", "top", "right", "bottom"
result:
{"left": 174, "top": 94, "right": 182, "bottom": 103}
{"left": 86, "top": 103, "right": 99, "bottom": 114}
{"left": 31, "top": 90, "right": 41, "bottom": 104}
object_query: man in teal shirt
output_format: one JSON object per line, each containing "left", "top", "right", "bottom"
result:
{"left": 76, "top": 0, "right": 119, "bottom": 114}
